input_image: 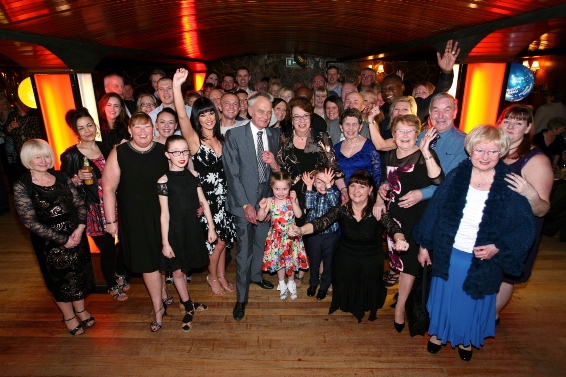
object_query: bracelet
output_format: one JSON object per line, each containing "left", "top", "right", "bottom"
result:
{"left": 423, "top": 156, "right": 433, "bottom": 160}
{"left": 394, "top": 238, "right": 406, "bottom": 242}
{"left": 107, "top": 220, "right": 118, "bottom": 224}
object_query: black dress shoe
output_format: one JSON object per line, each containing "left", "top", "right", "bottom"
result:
{"left": 427, "top": 340, "right": 442, "bottom": 354}
{"left": 458, "top": 347, "right": 473, "bottom": 361}
{"left": 316, "top": 289, "right": 327, "bottom": 300}
{"left": 495, "top": 317, "right": 500, "bottom": 326}
{"left": 252, "top": 279, "right": 274, "bottom": 289}
{"left": 307, "top": 286, "right": 317, "bottom": 297}
{"left": 394, "top": 321, "right": 405, "bottom": 333}
{"left": 233, "top": 302, "right": 246, "bottom": 321}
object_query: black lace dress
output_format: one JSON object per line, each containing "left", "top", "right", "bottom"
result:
{"left": 310, "top": 205, "right": 403, "bottom": 322}
{"left": 13, "top": 171, "right": 94, "bottom": 302}
{"left": 157, "top": 169, "right": 210, "bottom": 272}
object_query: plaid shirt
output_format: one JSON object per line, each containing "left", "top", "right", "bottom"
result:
{"left": 305, "top": 188, "right": 340, "bottom": 234}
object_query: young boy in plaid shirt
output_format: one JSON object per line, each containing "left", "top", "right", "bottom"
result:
{"left": 302, "top": 167, "right": 340, "bottom": 300}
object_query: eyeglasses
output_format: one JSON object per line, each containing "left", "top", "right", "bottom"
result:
{"left": 141, "top": 102, "right": 155, "bottom": 107}
{"left": 292, "top": 114, "right": 311, "bottom": 121}
{"left": 167, "top": 150, "right": 190, "bottom": 157}
{"left": 472, "top": 149, "right": 500, "bottom": 157}
{"left": 394, "top": 129, "right": 416, "bottom": 135}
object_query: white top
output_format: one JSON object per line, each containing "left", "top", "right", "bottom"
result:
{"left": 250, "top": 122, "right": 269, "bottom": 152}
{"left": 453, "top": 186, "right": 489, "bottom": 253}
{"left": 220, "top": 119, "right": 247, "bottom": 135}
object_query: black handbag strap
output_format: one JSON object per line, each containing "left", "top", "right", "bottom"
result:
{"left": 421, "top": 266, "right": 428, "bottom": 307}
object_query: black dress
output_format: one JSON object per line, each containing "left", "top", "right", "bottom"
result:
{"left": 310, "top": 205, "right": 402, "bottom": 322}
{"left": 13, "top": 171, "right": 95, "bottom": 302}
{"left": 381, "top": 149, "right": 443, "bottom": 276}
{"left": 157, "top": 169, "right": 209, "bottom": 272}
{"left": 116, "top": 142, "right": 168, "bottom": 273}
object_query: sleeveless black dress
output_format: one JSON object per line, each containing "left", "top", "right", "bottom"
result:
{"left": 157, "top": 169, "right": 209, "bottom": 272}
{"left": 116, "top": 142, "right": 168, "bottom": 273}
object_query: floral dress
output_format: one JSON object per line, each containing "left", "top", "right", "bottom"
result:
{"left": 262, "top": 197, "right": 308, "bottom": 276}
{"left": 192, "top": 143, "right": 236, "bottom": 253}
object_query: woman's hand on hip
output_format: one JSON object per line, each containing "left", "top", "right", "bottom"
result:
{"left": 473, "top": 244, "right": 499, "bottom": 260}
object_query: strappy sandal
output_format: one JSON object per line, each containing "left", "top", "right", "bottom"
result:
{"left": 109, "top": 285, "right": 128, "bottom": 301}
{"left": 218, "top": 276, "right": 235, "bottom": 292}
{"left": 115, "top": 274, "right": 130, "bottom": 292}
{"left": 178, "top": 300, "right": 208, "bottom": 313}
{"left": 150, "top": 305, "right": 166, "bottom": 332}
{"left": 74, "top": 309, "right": 95, "bottom": 328}
{"left": 206, "top": 275, "right": 226, "bottom": 295}
{"left": 162, "top": 287, "right": 174, "bottom": 305}
{"left": 180, "top": 299, "right": 195, "bottom": 332}
{"left": 384, "top": 272, "right": 399, "bottom": 287}
{"left": 63, "top": 316, "right": 84, "bottom": 336}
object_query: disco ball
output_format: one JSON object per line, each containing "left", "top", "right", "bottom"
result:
{"left": 505, "top": 62, "right": 534, "bottom": 102}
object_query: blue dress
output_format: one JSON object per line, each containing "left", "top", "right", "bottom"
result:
{"left": 334, "top": 139, "right": 380, "bottom": 185}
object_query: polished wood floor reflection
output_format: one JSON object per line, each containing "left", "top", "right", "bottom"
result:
{"left": 0, "top": 208, "right": 565, "bottom": 376}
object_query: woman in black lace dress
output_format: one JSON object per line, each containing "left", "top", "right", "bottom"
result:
{"left": 14, "top": 139, "right": 95, "bottom": 336}
{"left": 290, "top": 170, "right": 409, "bottom": 322}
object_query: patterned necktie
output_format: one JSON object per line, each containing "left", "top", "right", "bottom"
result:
{"left": 257, "top": 131, "right": 267, "bottom": 183}
{"left": 430, "top": 134, "right": 440, "bottom": 149}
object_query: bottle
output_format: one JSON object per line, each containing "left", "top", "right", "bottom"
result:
{"left": 83, "top": 157, "right": 94, "bottom": 185}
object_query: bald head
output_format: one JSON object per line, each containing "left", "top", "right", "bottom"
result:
{"left": 341, "top": 83, "right": 357, "bottom": 102}
{"left": 345, "top": 92, "right": 365, "bottom": 112}
{"left": 295, "top": 87, "right": 313, "bottom": 100}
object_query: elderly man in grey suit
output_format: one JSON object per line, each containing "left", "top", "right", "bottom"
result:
{"left": 223, "top": 92, "right": 281, "bottom": 321}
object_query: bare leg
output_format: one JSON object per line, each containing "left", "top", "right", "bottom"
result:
{"left": 143, "top": 271, "right": 165, "bottom": 323}
{"left": 395, "top": 272, "right": 416, "bottom": 324}
{"left": 172, "top": 269, "right": 189, "bottom": 302}
{"left": 160, "top": 272, "right": 173, "bottom": 304}
{"left": 429, "top": 334, "right": 441, "bottom": 345}
{"left": 55, "top": 301, "right": 84, "bottom": 335}
{"left": 496, "top": 282, "right": 514, "bottom": 320}
{"left": 71, "top": 299, "right": 94, "bottom": 327}
{"left": 207, "top": 242, "right": 226, "bottom": 295}
{"left": 215, "top": 240, "right": 234, "bottom": 292}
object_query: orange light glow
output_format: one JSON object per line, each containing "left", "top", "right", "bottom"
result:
{"left": 193, "top": 72, "right": 206, "bottom": 92}
{"left": 460, "top": 63, "right": 506, "bottom": 133}
{"left": 180, "top": 0, "right": 201, "bottom": 58}
{"left": 34, "top": 74, "right": 77, "bottom": 169}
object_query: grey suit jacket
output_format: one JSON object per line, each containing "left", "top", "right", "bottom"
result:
{"left": 223, "top": 122, "right": 281, "bottom": 217}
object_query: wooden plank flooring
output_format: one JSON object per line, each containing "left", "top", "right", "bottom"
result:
{"left": 1, "top": 207, "right": 565, "bottom": 376}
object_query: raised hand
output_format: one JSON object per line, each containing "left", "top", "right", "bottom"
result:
{"left": 322, "top": 168, "right": 335, "bottom": 185}
{"left": 302, "top": 171, "right": 314, "bottom": 186}
{"left": 437, "top": 39, "right": 460, "bottom": 73}
{"left": 420, "top": 127, "right": 438, "bottom": 152}
{"left": 173, "top": 68, "right": 188, "bottom": 86}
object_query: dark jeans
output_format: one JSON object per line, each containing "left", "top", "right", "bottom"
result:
{"left": 306, "top": 232, "right": 338, "bottom": 291}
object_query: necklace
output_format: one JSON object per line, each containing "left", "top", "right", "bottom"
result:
{"left": 79, "top": 141, "right": 97, "bottom": 150}
{"left": 294, "top": 131, "right": 307, "bottom": 141}
{"left": 345, "top": 136, "right": 359, "bottom": 157}
{"left": 471, "top": 169, "right": 494, "bottom": 188}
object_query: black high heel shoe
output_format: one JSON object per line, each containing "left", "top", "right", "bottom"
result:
{"left": 74, "top": 309, "right": 95, "bottom": 328}
{"left": 150, "top": 304, "right": 167, "bottom": 332}
{"left": 63, "top": 316, "right": 84, "bottom": 336}
{"left": 394, "top": 321, "right": 405, "bottom": 333}
{"left": 427, "top": 340, "right": 442, "bottom": 354}
{"left": 458, "top": 346, "right": 473, "bottom": 361}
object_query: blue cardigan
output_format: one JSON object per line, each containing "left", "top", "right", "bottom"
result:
{"left": 413, "top": 159, "right": 535, "bottom": 299}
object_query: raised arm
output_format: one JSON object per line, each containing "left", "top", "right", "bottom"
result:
{"left": 173, "top": 68, "right": 200, "bottom": 154}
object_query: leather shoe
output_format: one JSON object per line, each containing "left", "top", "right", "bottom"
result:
{"left": 458, "top": 347, "right": 473, "bottom": 361}
{"left": 394, "top": 321, "right": 405, "bottom": 333}
{"left": 233, "top": 302, "right": 246, "bottom": 321}
{"left": 307, "top": 286, "right": 317, "bottom": 297}
{"left": 316, "top": 289, "right": 327, "bottom": 300}
{"left": 427, "top": 340, "right": 442, "bottom": 354}
{"left": 252, "top": 279, "right": 274, "bottom": 290}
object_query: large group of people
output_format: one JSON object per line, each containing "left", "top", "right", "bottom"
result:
{"left": 2, "top": 39, "right": 563, "bottom": 363}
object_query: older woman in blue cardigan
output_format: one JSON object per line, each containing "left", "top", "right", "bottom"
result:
{"left": 414, "top": 126, "right": 535, "bottom": 362}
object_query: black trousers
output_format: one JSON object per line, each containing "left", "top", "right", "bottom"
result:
{"left": 306, "top": 232, "right": 338, "bottom": 291}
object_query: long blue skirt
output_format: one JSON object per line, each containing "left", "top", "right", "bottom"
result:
{"left": 427, "top": 248, "right": 496, "bottom": 348}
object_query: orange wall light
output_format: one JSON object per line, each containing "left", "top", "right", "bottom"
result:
{"left": 193, "top": 72, "right": 206, "bottom": 92}
{"left": 34, "top": 74, "right": 76, "bottom": 169}
{"left": 460, "top": 63, "right": 506, "bottom": 133}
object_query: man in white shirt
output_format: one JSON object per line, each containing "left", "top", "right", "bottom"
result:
{"left": 149, "top": 77, "right": 191, "bottom": 134}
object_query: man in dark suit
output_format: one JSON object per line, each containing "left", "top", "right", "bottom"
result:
{"left": 223, "top": 92, "right": 281, "bottom": 321}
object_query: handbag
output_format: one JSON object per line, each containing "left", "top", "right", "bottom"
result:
{"left": 406, "top": 264, "right": 431, "bottom": 337}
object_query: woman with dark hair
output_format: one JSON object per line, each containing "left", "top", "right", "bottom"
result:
{"left": 98, "top": 92, "right": 130, "bottom": 147}
{"left": 14, "top": 139, "right": 95, "bottom": 335}
{"left": 272, "top": 98, "right": 291, "bottom": 133}
{"left": 173, "top": 68, "right": 236, "bottom": 296}
{"left": 495, "top": 105, "right": 553, "bottom": 324}
{"left": 533, "top": 116, "right": 566, "bottom": 170}
{"left": 153, "top": 107, "right": 179, "bottom": 145}
{"left": 289, "top": 170, "right": 409, "bottom": 322}
{"left": 60, "top": 108, "right": 128, "bottom": 301}
{"left": 324, "top": 95, "right": 344, "bottom": 124}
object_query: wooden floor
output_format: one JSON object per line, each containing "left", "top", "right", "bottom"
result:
{"left": 1, "top": 208, "right": 565, "bottom": 377}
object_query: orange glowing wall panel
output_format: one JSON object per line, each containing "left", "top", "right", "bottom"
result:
{"left": 193, "top": 72, "right": 206, "bottom": 91}
{"left": 34, "top": 74, "right": 77, "bottom": 169}
{"left": 460, "top": 63, "right": 506, "bottom": 133}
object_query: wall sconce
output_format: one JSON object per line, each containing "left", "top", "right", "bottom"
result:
{"left": 377, "top": 64, "right": 385, "bottom": 74}
{"left": 530, "top": 60, "right": 540, "bottom": 73}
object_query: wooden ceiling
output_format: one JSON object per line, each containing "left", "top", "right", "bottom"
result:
{"left": 1, "top": 0, "right": 566, "bottom": 72}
